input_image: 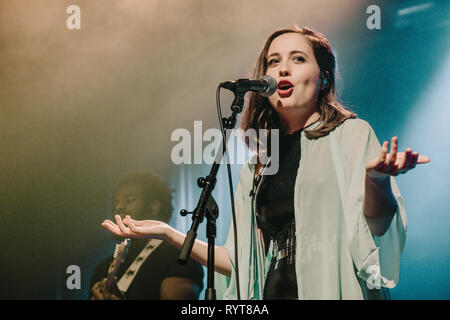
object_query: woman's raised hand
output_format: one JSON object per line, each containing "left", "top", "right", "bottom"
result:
{"left": 366, "top": 136, "right": 430, "bottom": 178}
{"left": 101, "top": 215, "right": 168, "bottom": 240}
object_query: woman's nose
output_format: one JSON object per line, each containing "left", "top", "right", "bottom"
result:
{"left": 279, "top": 62, "right": 290, "bottom": 77}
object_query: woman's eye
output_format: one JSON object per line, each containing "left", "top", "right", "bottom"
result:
{"left": 294, "top": 56, "right": 305, "bottom": 62}
{"left": 267, "top": 59, "right": 279, "bottom": 65}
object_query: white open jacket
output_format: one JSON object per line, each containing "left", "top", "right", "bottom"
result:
{"left": 222, "top": 118, "right": 407, "bottom": 299}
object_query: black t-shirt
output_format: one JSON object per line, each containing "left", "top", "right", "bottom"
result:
{"left": 90, "top": 239, "right": 204, "bottom": 300}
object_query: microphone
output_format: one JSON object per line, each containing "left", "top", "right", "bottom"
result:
{"left": 220, "top": 75, "right": 277, "bottom": 97}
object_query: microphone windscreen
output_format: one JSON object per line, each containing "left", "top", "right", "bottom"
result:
{"left": 261, "top": 75, "right": 277, "bottom": 97}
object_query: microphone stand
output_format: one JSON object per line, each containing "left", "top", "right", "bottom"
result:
{"left": 178, "top": 87, "right": 245, "bottom": 300}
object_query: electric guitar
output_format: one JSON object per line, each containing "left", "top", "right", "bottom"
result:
{"left": 105, "top": 238, "right": 130, "bottom": 298}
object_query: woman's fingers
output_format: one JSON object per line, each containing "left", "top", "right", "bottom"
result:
{"left": 398, "top": 148, "right": 412, "bottom": 173}
{"left": 370, "top": 140, "right": 389, "bottom": 172}
{"left": 102, "top": 216, "right": 169, "bottom": 240}
{"left": 101, "top": 220, "right": 124, "bottom": 236}
{"left": 115, "top": 215, "right": 131, "bottom": 235}
{"left": 399, "top": 151, "right": 429, "bottom": 173}
{"left": 379, "top": 141, "right": 389, "bottom": 164}
{"left": 410, "top": 152, "right": 419, "bottom": 170}
{"left": 417, "top": 154, "right": 430, "bottom": 164}
{"left": 367, "top": 135, "right": 430, "bottom": 177}
{"left": 387, "top": 137, "right": 398, "bottom": 169}
{"left": 125, "top": 215, "right": 139, "bottom": 232}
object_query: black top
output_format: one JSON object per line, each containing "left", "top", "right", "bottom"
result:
{"left": 255, "top": 128, "right": 303, "bottom": 300}
{"left": 90, "top": 239, "right": 204, "bottom": 300}
{"left": 256, "top": 128, "right": 302, "bottom": 241}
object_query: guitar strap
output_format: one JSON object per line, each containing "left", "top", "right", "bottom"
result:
{"left": 116, "top": 238, "right": 163, "bottom": 294}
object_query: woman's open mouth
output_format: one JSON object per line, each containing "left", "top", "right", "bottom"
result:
{"left": 277, "top": 80, "right": 294, "bottom": 97}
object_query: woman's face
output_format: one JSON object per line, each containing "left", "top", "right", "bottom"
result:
{"left": 265, "top": 32, "right": 322, "bottom": 113}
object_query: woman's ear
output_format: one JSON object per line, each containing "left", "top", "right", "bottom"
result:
{"left": 320, "top": 70, "right": 330, "bottom": 91}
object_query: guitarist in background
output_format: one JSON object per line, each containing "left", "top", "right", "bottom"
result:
{"left": 89, "top": 171, "right": 204, "bottom": 300}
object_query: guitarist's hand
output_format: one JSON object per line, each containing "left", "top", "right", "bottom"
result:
{"left": 90, "top": 278, "right": 121, "bottom": 300}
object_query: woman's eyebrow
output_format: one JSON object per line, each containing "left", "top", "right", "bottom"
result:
{"left": 267, "top": 50, "right": 309, "bottom": 59}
